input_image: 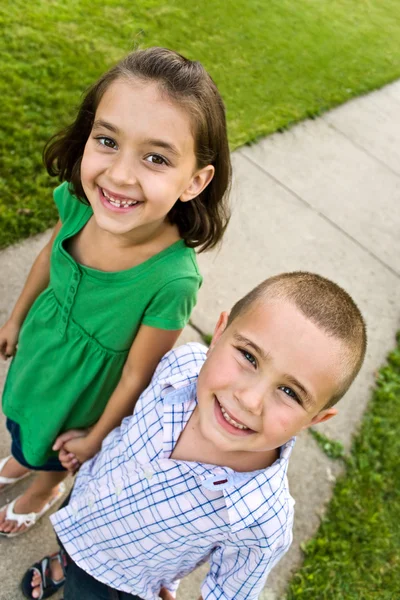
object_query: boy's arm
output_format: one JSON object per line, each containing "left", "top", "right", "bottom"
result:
{"left": 0, "top": 220, "right": 61, "bottom": 359}
{"left": 54, "top": 324, "right": 181, "bottom": 464}
{"left": 200, "top": 537, "right": 291, "bottom": 600}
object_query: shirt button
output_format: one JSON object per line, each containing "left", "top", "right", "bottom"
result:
{"left": 70, "top": 286, "right": 75, "bottom": 293}
{"left": 64, "top": 306, "right": 68, "bottom": 313}
{"left": 143, "top": 469, "right": 154, "bottom": 481}
{"left": 67, "top": 297, "right": 73, "bottom": 304}
{"left": 62, "top": 316, "right": 67, "bottom": 323}
{"left": 73, "top": 272, "right": 79, "bottom": 281}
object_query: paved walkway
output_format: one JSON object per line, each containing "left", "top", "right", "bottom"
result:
{"left": 1, "top": 81, "right": 399, "bottom": 600}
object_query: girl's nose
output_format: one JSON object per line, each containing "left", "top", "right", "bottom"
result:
{"left": 107, "top": 153, "right": 138, "bottom": 187}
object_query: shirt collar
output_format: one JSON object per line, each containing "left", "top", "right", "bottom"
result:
{"left": 159, "top": 371, "right": 295, "bottom": 533}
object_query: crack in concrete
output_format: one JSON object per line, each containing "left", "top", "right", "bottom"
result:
{"left": 239, "top": 150, "right": 400, "bottom": 280}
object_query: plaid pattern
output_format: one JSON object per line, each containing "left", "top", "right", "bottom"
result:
{"left": 52, "top": 343, "right": 295, "bottom": 600}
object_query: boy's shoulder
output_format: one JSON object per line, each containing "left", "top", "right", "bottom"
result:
{"left": 153, "top": 342, "right": 208, "bottom": 386}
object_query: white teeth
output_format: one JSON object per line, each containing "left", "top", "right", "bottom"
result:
{"left": 102, "top": 189, "right": 138, "bottom": 208}
{"left": 220, "top": 404, "right": 249, "bottom": 430}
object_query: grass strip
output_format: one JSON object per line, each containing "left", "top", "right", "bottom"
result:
{"left": 1, "top": 0, "right": 400, "bottom": 248}
{"left": 287, "top": 334, "right": 400, "bottom": 600}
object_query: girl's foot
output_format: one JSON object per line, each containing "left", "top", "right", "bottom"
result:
{"left": 0, "top": 456, "right": 30, "bottom": 491}
{"left": 0, "top": 484, "right": 65, "bottom": 536}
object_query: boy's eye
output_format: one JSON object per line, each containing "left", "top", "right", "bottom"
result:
{"left": 279, "top": 386, "right": 300, "bottom": 402}
{"left": 239, "top": 348, "right": 257, "bottom": 367}
{"left": 95, "top": 136, "right": 117, "bottom": 150}
{"left": 145, "top": 154, "right": 168, "bottom": 166}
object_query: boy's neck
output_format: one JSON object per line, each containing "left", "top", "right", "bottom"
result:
{"left": 171, "top": 408, "right": 279, "bottom": 473}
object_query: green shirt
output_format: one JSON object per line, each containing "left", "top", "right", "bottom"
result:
{"left": 3, "top": 182, "right": 202, "bottom": 466}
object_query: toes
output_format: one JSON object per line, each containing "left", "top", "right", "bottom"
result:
{"left": 0, "top": 519, "right": 26, "bottom": 535}
{"left": 31, "top": 586, "right": 41, "bottom": 599}
{"left": 31, "top": 572, "right": 42, "bottom": 586}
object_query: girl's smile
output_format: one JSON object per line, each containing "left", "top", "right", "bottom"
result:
{"left": 99, "top": 186, "right": 142, "bottom": 212}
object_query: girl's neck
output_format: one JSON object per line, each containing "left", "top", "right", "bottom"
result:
{"left": 67, "top": 218, "right": 182, "bottom": 273}
{"left": 92, "top": 219, "right": 180, "bottom": 251}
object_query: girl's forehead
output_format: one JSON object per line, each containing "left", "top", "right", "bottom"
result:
{"left": 95, "top": 78, "right": 196, "bottom": 141}
{"left": 93, "top": 78, "right": 195, "bottom": 157}
{"left": 97, "top": 78, "right": 188, "bottom": 119}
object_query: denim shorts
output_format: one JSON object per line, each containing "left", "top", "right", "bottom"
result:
{"left": 6, "top": 418, "right": 66, "bottom": 472}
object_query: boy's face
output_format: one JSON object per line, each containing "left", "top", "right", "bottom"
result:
{"left": 196, "top": 300, "right": 344, "bottom": 457}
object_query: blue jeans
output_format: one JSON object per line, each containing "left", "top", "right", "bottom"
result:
{"left": 64, "top": 560, "right": 143, "bottom": 600}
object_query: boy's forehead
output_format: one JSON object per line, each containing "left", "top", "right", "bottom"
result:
{"left": 229, "top": 298, "right": 335, "bottom": 354}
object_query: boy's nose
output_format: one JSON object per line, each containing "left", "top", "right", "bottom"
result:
{"left": 235, "top": 387, "right": 264, "bottom": 417}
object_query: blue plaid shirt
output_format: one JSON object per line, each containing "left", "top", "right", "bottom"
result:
{"left": 52, "top": 343, "right": 295, "bottom": 600}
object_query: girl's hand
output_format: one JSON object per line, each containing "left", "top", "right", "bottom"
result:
{"left": 54, "top": 429, "right": 100, "bottom": 471}
{"left": 53, "top": 428, "right": 89, "bottom": 473}
{"left": 0, "top": 320, "right": 20, "bottom": 360}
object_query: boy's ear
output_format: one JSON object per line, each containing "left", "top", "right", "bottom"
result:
{"left": 303, "top": 407, "right": 338, "bottom": 430}
{"left": 208, "top": 311, "right": 229, "bottom": 352}
{"left": 180, "top": 165, "right": 215, "bottom": 203}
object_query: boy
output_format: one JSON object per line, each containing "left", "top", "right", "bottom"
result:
{"left": 24, "top": 271, "right": 366, "bottom": 600}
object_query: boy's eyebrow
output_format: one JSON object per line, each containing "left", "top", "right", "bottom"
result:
{"left": 233, "top": 332, "right": 316, "bottom": 409}
{"left": 233, "top": 333, "right": 270, "bottom": 363}
{"left": 283, "top": 374, "right": 315, "bottom": 409}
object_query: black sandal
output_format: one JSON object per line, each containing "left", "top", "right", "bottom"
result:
{"left": 21, "top": 548, "right": 68, "bottom": 599}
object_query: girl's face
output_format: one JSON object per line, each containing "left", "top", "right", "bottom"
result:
{"left": 80, "top": 78, "right": 214, "bottom": 239}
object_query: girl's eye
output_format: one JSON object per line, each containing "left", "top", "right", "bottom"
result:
{"left": 239, "top": 348, "right": 257, "bottom": 367}
{"left": 145, "top": 154, "right": 168, "bottom": 166}
{"left": 279, "top": 386, "right": 300, "bottom": 402}
{"left": 95, "top": 136, "right": 117, "bottom": 150}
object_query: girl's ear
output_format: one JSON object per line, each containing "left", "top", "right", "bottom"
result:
{"left": 207, "top": 311, "right": 229, "bottom": 353}
{"left": 180, "top": 165, "right": 215, "bottom": 203}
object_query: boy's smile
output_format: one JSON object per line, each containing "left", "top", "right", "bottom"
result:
{"left": 194, "top": 300, "right": 344, "bottom": 471}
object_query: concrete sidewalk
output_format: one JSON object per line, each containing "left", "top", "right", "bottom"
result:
{"left": 1, "top": 80, "right": 400, "bottom": 600}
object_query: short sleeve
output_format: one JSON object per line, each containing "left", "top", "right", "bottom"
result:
{"left": 201, "top": 539, "right": 291, "bottom": 600}
{"left": 142, "top": 276, "right": 201, "bottom": 330}
{"left": 53, "top": 181, "right": 90, "bottom": 224}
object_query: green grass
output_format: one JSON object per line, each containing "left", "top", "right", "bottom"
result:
{"left": 1, "top": 0, "right": 400, "bottom": 247}
{"left": 287, "top": 335, "right": 400, "bottom": 600}
{"left": 308, "top": 428, "right": 345, "bottom": 461}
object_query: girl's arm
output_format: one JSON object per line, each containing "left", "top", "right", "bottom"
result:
{"left": 0, "top": 220, "right": 62, "bottom": 359}
{"left": 55, "top": 324, "right": 182, "bottom": 463}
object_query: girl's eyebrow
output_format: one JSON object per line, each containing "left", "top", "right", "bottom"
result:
{"left": 92, "top": 121, "right": 181, "bottom": 158}
{"left": 93, "top": 119, "right": 119, "bottom": 134}
{"left": 142, "top": 138, "right": 181, "bottom": 158}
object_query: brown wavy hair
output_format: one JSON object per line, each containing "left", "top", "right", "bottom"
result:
{"left": 44, "top": 47, "right": 231, "bottom": 252}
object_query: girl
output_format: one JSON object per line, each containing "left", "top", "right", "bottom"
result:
{"left": 0, "top": 47, "right": 231, "bottom": 538}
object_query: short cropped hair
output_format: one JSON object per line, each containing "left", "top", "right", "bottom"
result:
{"left": 44, "top": 47, "right": 231, "bottom": 252}
{"left": 227, "top": 272, "right": 367, "bottom": 408}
